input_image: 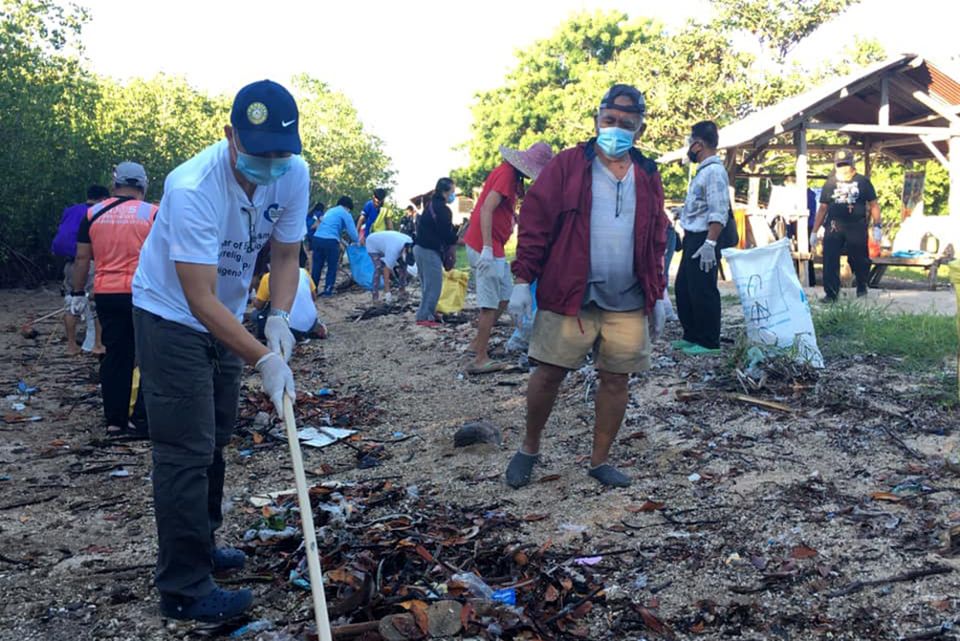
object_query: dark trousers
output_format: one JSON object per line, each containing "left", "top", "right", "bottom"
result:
{"left": 822, "top": 218, "right": 870, "bottom": 300}
{"left": 310, "top": 237, "right": 340, "bottom": 292}
{"left": 676, "top": 230, "right": 721, "bottom": 349}
{"left": 133, "top": 308, "right": 242, "bottom": 599}
{"left": 96, "top": 293, "right": 145, "bottom": 428}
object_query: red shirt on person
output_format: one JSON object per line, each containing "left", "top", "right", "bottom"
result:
{"left": 463, "top": 161, "right": 522, "bottom": 258}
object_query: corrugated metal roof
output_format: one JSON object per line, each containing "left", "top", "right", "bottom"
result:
{"left": 659, "top": 53, "right": 959, "bottom": 164}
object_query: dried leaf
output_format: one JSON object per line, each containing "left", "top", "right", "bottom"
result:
{"left": 571, "top": 601, "right": 593, "bottom": 619}
{"left": 536, "top": 537, "right": 553, "bottom": 557}
{"left": 523, "top": 513, "right": 549, "bottom": 522}
{"left": 513, "top": 550, "right": 529, "bottom": 566}
{"left": 460, "top": 601, "right": 474, "bottom": 628}
{"left": 545, "top": 584, "right": 559, "bottom": 602}
{"left": 931, "top": 599, "right": 952, "bottom": 611}
{"left": 326, "top": 566, "right": 361, "bottom": 589}
{"left": 870, "top": 491, "right": 902, "bottom": 502}
{"left": 626, "top": 500, "right": 665, "bottom": 513}
{"left": 638, "top": 607, "right": 675, "bottom": 639}
{"left": 399, "top": 600, "right": 430, "bottom": 634}
{"left": 691, "top": 621, "right": 706, "bottom": 633}
{"left": 538, "top": 474, "right": 561, "bottom": 483}
{"left": 414, "top": 545, "right": 435, "bottom": 563}
{"left": 790, "top": 545, "right": 818, "bottom": 559}
{"left": 252, "top": 431, "right": 264, "bottom": 444}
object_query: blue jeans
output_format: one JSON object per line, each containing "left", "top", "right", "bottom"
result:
{"left": 310, "top": 237, "right": 340, "bottom": 293}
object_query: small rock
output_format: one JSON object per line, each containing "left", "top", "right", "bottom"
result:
{"left": 453, "top": 421, "right": 502, "bottom": 448}
{"left": 378, "top": 613, "right": 419, "bottom": 641}
{"left": 253, "top": 411, "right": 271, "bottom": 427}
{"left": 109, "top": 586, "right": 135, "bottom": 605}
{"left": 427, "top": 600, "right": 462, "bottom": 637}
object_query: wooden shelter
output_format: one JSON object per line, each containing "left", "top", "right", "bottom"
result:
{"left": 661, "top": 53, "right": 960, "bottom": 277}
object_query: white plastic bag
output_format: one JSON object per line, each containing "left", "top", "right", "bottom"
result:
{"left": 721, "top": 238, "right": 824, "bottom": 368}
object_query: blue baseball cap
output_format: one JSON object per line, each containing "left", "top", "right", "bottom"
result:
{"left": 230, "top": 80, "right": 302, "bottom": 155}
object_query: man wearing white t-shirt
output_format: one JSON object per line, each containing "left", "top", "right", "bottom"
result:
{"left": 364, "top": 230, "right": 413, "bottom": 304}
{"left": 131, "top": 80, "right": 307, "bottom": 624}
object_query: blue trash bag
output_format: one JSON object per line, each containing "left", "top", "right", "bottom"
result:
{"left": 346, "top": 244, "right": 374, "bottom": 290}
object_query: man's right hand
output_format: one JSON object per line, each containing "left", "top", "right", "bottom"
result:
{"left": 69, "top": 293, "right": 88, "bottom": 317}
{"left": 476, "top": 245, "right": 494, "bottom": 275}
{"left": 255, "top": 352, "right": 296, "bottom": 416}
{"left": 508, "top": 283, "right": 532, "bottom": 321}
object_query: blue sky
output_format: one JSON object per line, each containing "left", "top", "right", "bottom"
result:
{"left": 78, "top": 0, "right": 958, "bottom": 204}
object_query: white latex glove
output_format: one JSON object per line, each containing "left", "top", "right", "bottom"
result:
{"left": 476, "top": 245, "right": 494, "bottom": 275}
{"left": 265, "top": 314, "right": 295, "bottom": 363}
{"left": 691, "top": 239, "right": 718, "bottom": 272}
{"left": 810, "top": 231, "right": 820, "bottom": 250}
{"left": 255, "top": 352, "right": 296, "bottom": 416}
{"left": 384, "top": 291, "right": 394, "bottom": 305}
{"left": 69, "top": 293, "right": 88, "bottom": 317}
{"left": 508, "top": 283, "right": 532, "bottom": 321}
{"left": 872, "top": 225, "right": 882, "bottom": 243}
{"left": 649, "top": 299, "right": 665, "bottom": 342}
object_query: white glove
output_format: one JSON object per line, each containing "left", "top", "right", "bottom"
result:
{"left": 691, "top": 239, "right": 718, "bottom": 272}
{"left": 384, "top": 291, "right": 394, "bottom": 305}
{"left": 255, "top": 352, "right": 296, "bottom": 416}
{"left": 810, "top": 231, "right": 820, "bottom": 250}
{"left": 508, "top": 283, "right": 532, "bottom": 321}
{"left": 476, "top": 246, "right": 494, "bottom": 275}
{"left": 872, "top": 225, "right": 882, "bottom": 243}
{"left": 650, "top": 299, "right": 665, "bottom": 342}
{"left": 265, "top": 314, "right": 295, "bottom": 363}
{"left": 69, "top": 293, "right": 88, "bottom": 317}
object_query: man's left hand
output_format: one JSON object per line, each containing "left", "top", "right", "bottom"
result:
{"left": 691, "top": 239, "right": 718, "bottom": 272}
{"left": 650, "top": 300, "right": 665, "bottom": 342}
{"left": 265, "top": 314, "right": 295, "bottom": 363}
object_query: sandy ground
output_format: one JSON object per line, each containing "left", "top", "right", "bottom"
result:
{"left": 0, "top": 274, "right": 958, "bottom": 641}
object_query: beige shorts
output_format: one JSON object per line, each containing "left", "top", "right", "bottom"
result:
{"left": 529, "top": 306, "right": 650, "bottom": 374}
{"left": 466, "top": 246, "right": 512, "bottom": 309}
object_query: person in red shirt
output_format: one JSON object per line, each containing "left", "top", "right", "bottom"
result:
{"left": 71, "top": 162, "right": 157, "bottom": 436}
{"left": 463, "top": 142, "right": 553, "bottom": 373}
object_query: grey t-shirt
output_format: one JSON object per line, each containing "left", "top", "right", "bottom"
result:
{"left": 584, "top": 157, "right": 644, "bottom": 312}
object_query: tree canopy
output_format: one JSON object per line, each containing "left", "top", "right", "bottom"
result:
{"left": 0, "top": 0, "right": 393, "bottom": 286}
{"left": 452, "top": 1, "right": 950, "bottom": 232}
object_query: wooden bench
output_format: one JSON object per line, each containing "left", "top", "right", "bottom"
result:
{"left": 868, "top": 253, "right": 952, "bottom": 290}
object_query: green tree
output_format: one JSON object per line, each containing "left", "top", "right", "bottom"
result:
{"left": 712, "top": 0, "right": 862, "bottom": 61}
{"left": 293, "top": 75, "right": 394, "bottom": 214}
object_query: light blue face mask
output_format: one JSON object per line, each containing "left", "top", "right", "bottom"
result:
{"left": 596, "top": 127, "right": 635, "bottom": 159}
{"left": 447, "top": 191, "right": 456, "bottom": 204}
{"left": 233, "top": 137, "right": 292, "bottom": 185}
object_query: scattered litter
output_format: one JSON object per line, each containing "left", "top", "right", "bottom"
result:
{"left": 229, "top": 619, "right": 274, "bottom": 637}
{"left": 10, "top": 402, "right": 25, "bottom": 412}
{"left": 297, "top": 425, "right": 356, "bottom": 448}
{"left": 688, "top": 473, "right": 702, "bottom": 482}
{"left": 109, "top": 469, "right": 130, "bottom": 478}
{"left": 559, "top": 523, "right": 588, "bottom": 534}
{"left": 491, "top": 587, "right": 516, "bottom": 605}
{"left": 317, "top": 388, "right": 334, "bottom": 397}
{"left": 574, "top": 556, "right": 603, "bottom": 566}
{"left": 17, "top": 380, "right": 38, "bottom": 396}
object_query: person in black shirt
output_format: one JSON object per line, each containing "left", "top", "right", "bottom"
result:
{"left": 414, "top": 178, "right": 458, "bottom": 326}
{"left": 399, "top": 205, "right": 418, "bottom": 241}
{"left": 811, "top": 149, "right": 881, "bottom": 301}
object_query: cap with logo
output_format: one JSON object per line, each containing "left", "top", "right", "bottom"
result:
{"left": 599, "top": 84, "right": 646, "bottom": 115}
{"left": 114, "top": 161, "right": 148, "bottom": 190}
{"left": 230, "top": 80, "right": 302, "bottom": 155}
{"left": 834, "top": 149, "right": 855, "bottom": 166}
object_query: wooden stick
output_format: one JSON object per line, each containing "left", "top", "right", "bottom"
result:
{"left": 283, "top": 396, "right": 333, "bottom": 641}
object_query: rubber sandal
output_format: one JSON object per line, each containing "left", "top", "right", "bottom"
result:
{"left": 466, "top": 361, "right": 510, "bottom": 375}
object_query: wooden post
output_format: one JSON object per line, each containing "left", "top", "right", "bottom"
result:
{"left": 796, "top": 125, "right": 810, "bottom": 279}
{"left": 748, "top": 176, "right": 760, "bottom": 213}
{"left": 864, "top": 137, "right": 872, "bottom": 178}
{"left": 951, "top": 135, "right": 960, "bottom": 218}
{"left": 879, "top": 77, "right": 890, "bottom": 126}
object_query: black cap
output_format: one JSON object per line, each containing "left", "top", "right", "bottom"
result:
{"left": 834, "top": 149, "right": 855, "bottom": 166}
{"left": 599, "top": 84, "right": 646, "bottom": 115}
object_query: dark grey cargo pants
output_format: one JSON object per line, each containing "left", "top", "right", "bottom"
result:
{"left": 133, "top": 307, "right": 242, "bottom": 598}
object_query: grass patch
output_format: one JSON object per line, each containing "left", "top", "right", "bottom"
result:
{"left": 885, "top": 264, "right": 951, "bottom": 283}
{"left": 813, "top": 301, "right": 957, "bottom": 370}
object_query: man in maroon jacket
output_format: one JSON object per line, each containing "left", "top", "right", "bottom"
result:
{"left": 505, "top": 84, "right": 668, "bottom": 488}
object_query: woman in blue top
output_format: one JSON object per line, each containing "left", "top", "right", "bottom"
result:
{"left": 311, "top": 196, "right": 359, "bottom": 295}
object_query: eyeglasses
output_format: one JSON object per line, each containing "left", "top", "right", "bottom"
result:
{"left": 598, "top": 110, "right": 644, "bottom": 133}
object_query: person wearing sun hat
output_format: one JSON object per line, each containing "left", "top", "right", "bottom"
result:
{"left": 505, "top": 83, "right": 668, "bottom": 489}
{"left": 131, "top": 79, "right": 308, "bottom": 624}
{"left": 463, "top": 141, "right": 554, "bottom": 374}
